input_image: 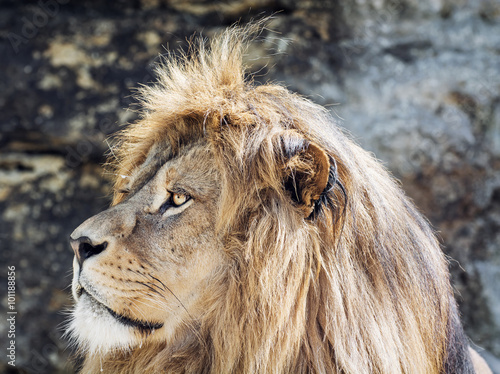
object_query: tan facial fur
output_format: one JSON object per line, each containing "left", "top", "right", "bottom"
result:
{"left": 68, "top": 143, "right": 223, "bottom": 354}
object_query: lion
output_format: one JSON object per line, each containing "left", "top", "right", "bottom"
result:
{"left": 67, "top": 24, "right": 491, "bottom": 373}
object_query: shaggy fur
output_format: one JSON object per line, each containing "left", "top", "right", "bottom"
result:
{"left": 70, "top": 24, "right": 484, "bottom": 373}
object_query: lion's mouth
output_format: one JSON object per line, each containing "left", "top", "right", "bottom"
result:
{"left": 105, "top": 306, "right": 164, "bottom": 333}
{"left": 80, "top": 288, "right": 164, "bottom": 333}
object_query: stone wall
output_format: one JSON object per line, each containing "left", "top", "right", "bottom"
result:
{"left": 1, "top": 0, "right": 499, "bottom": 372}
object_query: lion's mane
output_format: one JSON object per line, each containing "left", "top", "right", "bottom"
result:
{"left": 84, "top": 24, "right": 474, "bottom": 373}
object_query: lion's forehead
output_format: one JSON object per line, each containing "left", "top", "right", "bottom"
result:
{"left": 121, "top": 142, "right": 171, "bottom": 195}
{"left": 124, "top": 141, "right": 219, "bottom": 200}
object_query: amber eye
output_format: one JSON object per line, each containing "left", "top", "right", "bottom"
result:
{"left": 172, "top": 193, "right": 189, "bottom": 207}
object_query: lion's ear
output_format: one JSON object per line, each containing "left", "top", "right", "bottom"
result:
{"left": 277, "top": 133, "right": 331, "bottom": 218}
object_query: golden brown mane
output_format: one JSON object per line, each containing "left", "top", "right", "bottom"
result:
{"left": 88, "top": 24, "right": 475, "bottom": 373}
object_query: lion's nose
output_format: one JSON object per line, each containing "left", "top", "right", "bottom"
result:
{"left": 70, "top": 236, "right": 108, "bottom": 267}
{"left": 69, "top": 202, "right": 137, "bottom": 266}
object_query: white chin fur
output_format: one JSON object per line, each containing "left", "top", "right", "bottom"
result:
{"left": 66, "top": 293, "right": 137, "bottom": 355}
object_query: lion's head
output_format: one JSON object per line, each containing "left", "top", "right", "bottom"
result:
{"left": 67, "top": 25, "right": 478, "bottom": 373}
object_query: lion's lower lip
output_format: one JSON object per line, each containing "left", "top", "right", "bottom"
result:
{"left": 80, "top": 288, "right": 164, "bottom": 332}
{"left": 105, "top": 306, "right": 164, "bottom": 332}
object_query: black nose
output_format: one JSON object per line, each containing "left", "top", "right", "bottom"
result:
{"left": 70, "top": 236, "right": 108, "bottom": 266}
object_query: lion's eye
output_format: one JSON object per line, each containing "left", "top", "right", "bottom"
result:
{"left": 159, "top": 191, "right": 191, "bottom": 214}
{"left": 172, "top": 193, "right": 189, "bottom": 207}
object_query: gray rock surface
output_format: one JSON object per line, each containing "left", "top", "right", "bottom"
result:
{"left": 1, "top": 0, "right": 499, "bottom": 372}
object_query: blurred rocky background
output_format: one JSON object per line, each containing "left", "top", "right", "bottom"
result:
{"left": 0, "top": 0, "right": 499, "bottom": 372}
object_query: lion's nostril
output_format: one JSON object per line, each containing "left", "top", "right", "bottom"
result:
{"left": 79, "top": 241, "right": 108, "bottom": 260}
{"left": 71, "top": 236, "right": 108, "bottom": 265}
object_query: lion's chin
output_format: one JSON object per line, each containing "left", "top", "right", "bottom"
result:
{"left": 67, "top": 292, "right": 141, "bottom": 355}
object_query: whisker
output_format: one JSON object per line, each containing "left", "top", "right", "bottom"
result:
{"left": 147, "top": 275, "right": 194, "bottom": 319}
